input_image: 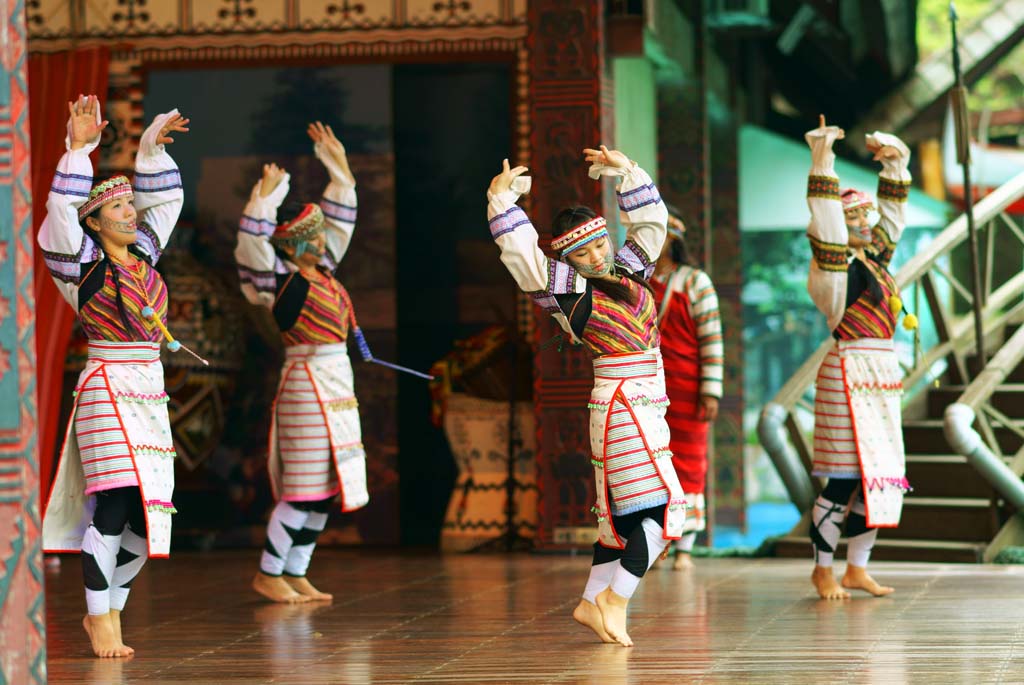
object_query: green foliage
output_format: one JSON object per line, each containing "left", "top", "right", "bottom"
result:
{"left": 917, "top": 0, "right": 1024, "bottom": 116}
{"left": 993, "top": 546, "right": 1024, "bottom": 564}
{"left": 917, "top": 0, "right": 989, "bottom": 58}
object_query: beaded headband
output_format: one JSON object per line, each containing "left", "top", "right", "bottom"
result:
{"left": 270, "top": 203, "right": 325, "bottom": 247}
{"left": 667, "top": 223, "right": 685, "bottom": 242}
{"left": 79, "top": 175, "right": 134, "bottom": 219}
{"left": 841, "top": 188, "right": 874, "bottom": 213}
{"left": 551, "top": 216, "right": 608, "bottom": 257}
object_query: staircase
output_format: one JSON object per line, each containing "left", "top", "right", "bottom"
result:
{"left": 760, "top": 170, "right": 1024, "bottom": 563}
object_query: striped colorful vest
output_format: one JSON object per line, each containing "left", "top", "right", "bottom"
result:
{"left": 582, "top": 278, "right": 660, "bottom": 357}
{"left": 281, "top": 273, "right": 351, "bottom": 346}
{"left": 79, "top": 260, "right": 168, "bottom": 342}
{"left": 834, "top": 258, "right": 898, "bottom": 341}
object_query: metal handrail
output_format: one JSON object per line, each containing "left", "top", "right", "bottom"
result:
{"left": 758, "top": 169, "right": 1024, "bottom": 512}
{"left": 944, "top": 324, "right": 1024, "bottom": 511}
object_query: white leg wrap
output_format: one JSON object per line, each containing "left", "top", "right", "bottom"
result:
{"left": 283, "top": 511, "right": 329, "bottom": 577}
{"left": 582, "top": 561, "right": 617, "bottom": 604}
{"left": 259, "top": 501, "right": 310, "bottom": 576}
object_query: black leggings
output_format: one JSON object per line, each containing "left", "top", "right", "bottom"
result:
{"left": 93, "top": 486, "right": 147, "bottom": 536}
{"left": 813, "top": 478, "right": 871, "bottom": 545}
{"left": 591, "top": 504, "right": 667, "bottom": 578}
{"left": 289, "top": 497, "right": 334, "bottom": 514}
{"left": 820, "top": 478, "right": 859, "bottom": 506}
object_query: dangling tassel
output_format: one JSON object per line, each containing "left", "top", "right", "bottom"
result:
{"left": 351, "top": 327, "right": 433, "bottom": 380}
{"left": 339, "top": 289, "right": 432, "bottom": 380}
{"left": 144, "top": 306, "right": 209, "bottom": 366}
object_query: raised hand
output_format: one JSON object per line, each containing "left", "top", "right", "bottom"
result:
{"left": 259, "top": 163, "right": 287, "bottom": 198}
{"left": 68, "top": 94, "right": 108, "bottom": 150}
{"left": 583, "top": 145, "right": 630, "bottom": 169}
{"left": 156, "top": 113, "right": 190, "bottom": 145}
{"left": 488, "top": 158, "right": 529, "bottom": 197}
{"left": 866, "top": 138, "right": 901, "bottom": 162}
{"left": 308, "top": 121, "right": 352, "bottom": 179}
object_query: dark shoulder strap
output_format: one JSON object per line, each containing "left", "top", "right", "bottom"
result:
{"left": 272, "top": 271, "right": 310, "bottom": 332}
{"left": 77, "top": 260, "right": 107, "bottom": 310}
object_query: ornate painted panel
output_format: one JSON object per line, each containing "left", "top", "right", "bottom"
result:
{"left": 27, "top": 0, "right": 527, "bottom": 40}
{"left": 0, "top": 1, "right": 45, "bottom": 682}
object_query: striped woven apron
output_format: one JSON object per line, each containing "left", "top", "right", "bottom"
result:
{"left": 812, "top": 337, "right": 908, "bottom": 526}
{"left": 268, "top": 342, "right": 368, "bottom": 511}
{"left": 589, "top": 347, "right": 687, "bottom": 549}
{"left": 43, "top": 341, "right": 176, "bottom": 557}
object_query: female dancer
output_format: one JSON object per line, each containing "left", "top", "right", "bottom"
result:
{"left": 235, "top": 122, "right": 364, "bottom": 604}
{"left": 40, "top": 94, "right": 189, "bottom": 657}
{"left": 651, "top": 211, "right": 723, "bottom": 569}
{"left": 487, "top": 147, "right": 684, "bottom": 647}
{"left": 805, "top": 115, "right": 911, "bottom": 599}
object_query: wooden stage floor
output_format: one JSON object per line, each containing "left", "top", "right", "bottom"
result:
{"left": 45, "top": 550, "right": 1024, "bottom": 683}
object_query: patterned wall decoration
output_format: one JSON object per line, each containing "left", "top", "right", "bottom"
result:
{"left": 527, "top": 0, "right": 607, "bottom": 547}
{"left": 0, "top": 0, "right": 46, "bottom": 682}
{"left": 27, "top": 0, "right": 526, "bottom": 42}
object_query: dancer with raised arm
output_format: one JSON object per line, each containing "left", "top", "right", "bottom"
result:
{"left": 235, "top": 122, "right": 364, "bottom": 604}
{"left": 40, "top": 94, "right": 189, "bottom": 657}
{"left": 805, "top": 115, "right": 913, "bottom": 599}
{"left": 487, "top": 147, "right": 684, "bottom": 647}
{"left": 651, "top": 210, "right": 723, "bottom": 570}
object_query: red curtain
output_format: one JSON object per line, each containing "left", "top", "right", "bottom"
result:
{"left": 28, "top": 47, "right": 110, "bottom": 499}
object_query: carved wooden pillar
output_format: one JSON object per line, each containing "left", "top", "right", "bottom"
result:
{"left": 527, "top": 0, "right": 608, "bottom": 546}
{"left": 657, "top": 8, "right": 746, "bottom": 537}
{"left": 0, "top": 2, "right": 46, "bottom": 681}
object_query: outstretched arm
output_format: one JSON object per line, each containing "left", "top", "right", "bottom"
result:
{"left": 37, "top": 94, "right": 108, "bottom": 310}
{"left": 308, "top": 121, "right": 357, "bottom": 270}
{"left": 867, "top": 132, "right": 911, "bottom": 269}
{"left": 132, "top": 111, "right": 188, "bottom": 264}
{"left": 688, "top": 269, "right": 724, "bottom": 402}
{"left": 805, "top": 115, "right": 849, "bottom": 331}
{"left": 486, "top": 159, "right": 584, "bottom": 314}
{"left": 235, "top": 164, "right": 290, "bottom": 307}
{"left": 584, "top": 146, "right": 668, "bottom": 279}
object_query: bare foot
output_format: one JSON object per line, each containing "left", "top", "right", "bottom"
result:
{"left": 83, "top": 614, "right": 131, "bottom": 658}
{"left": 811, "top": 565, "right": 851, "bottom": 600}
{"left": 572, "top": 599, "right": 616, "bottom": 643}
{"left": 673, "top": 552, "right": 695, "bottom": 571}
{"left": 252, "top": 572, "right": 311, "bottom": 603}
{"left": 595, "top": 588, "right": 633, "bottom": 647}
{"left": 842, "top": 564, "right": 895, "bottom": 597}
{"left": 283, "top": 575, "right": 333, "bottom": 601}
{"left": 109, "top": 610, "right": 134, "bottom": 655}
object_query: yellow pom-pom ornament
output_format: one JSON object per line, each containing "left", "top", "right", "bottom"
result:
{"left": 902, "top": 313, "right": 918, "bottom": 331}
{"left": 888, "top": 295, "right": 903, "bottom": 314}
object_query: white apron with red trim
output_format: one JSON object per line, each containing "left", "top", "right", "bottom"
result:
{"left": 588, "top": 347, "right": 686, "bottom": 549}
{"left": 43, "top": 341, "right": 176, "bottom": 557}
{"left": 812, "top": 337, "right": 908, "bottom": 527}
{"left": 268, "top": 343, "right": 368, "bottom": 512}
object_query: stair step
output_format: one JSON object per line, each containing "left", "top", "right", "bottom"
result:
{"left": 927, "top": 384, "right": 1024, "bottom": 419}
{"left": 772, "top": 535, "right": 986, "bottom": 563}
{"left": 890, "top": 496, "right": 996, "bottom": 542}
{"left": 903, "top": 419, "right": 1024, "bottom": 455}
{"left": 905, "top": 455, "right": 997, "bottom": 498}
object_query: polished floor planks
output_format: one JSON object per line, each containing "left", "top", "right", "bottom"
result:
{"left": 45, "top": 551, "right": 1024, "bottom": 683}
